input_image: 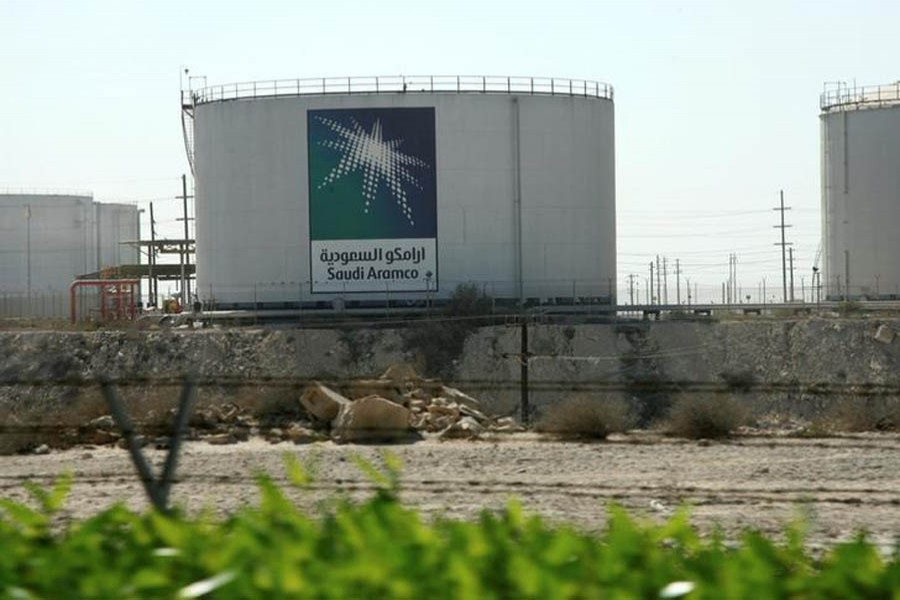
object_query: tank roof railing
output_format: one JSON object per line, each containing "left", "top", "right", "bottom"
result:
{"left": 820, "top": 81, "right": 900, "bottom": 112}
{"left": 187, "top": 75, "right": 614, "bottom": 106}
{"left": 0, "top": 187, "right": 94, "bottom": 199}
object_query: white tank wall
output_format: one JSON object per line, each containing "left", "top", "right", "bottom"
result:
{"left": 821, "top": 105, "right": 900, "bottom": 298}
{"left": 0, "top": 194, "right": 139, "bottom": 317}
{"left": 96, "top": 203, "right": 140, "bottom": 271}
{"left": 194, "top": 92, "right": 615, "bottom": 305}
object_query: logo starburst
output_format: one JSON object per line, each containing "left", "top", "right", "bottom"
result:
{"left": 316, "top": 116, "right": 429, "bottom": 226}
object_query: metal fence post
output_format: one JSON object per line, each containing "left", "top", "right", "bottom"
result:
{"left": 101, "top": 377, "right": 198, "bottom": 514}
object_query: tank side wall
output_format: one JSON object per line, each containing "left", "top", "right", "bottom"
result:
{"left": 821, "top": 107, "right": 900, "bottom": 298}
{"left": 0, "top": 195, "right": 95, "bottom": 317}
{"left": 195, "top": 94, "right": 615, "bottom": 305}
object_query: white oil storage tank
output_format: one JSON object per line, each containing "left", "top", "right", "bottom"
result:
{"left": 820, "top": 81, "right": 900, "bottom": 299}
{"left": 187, "top": 75, "right": 615, "bottom": 310}
{"left": 0, "top": 193, "right": 139, "bottom": 318}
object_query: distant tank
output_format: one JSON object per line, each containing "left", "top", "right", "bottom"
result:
{"left": 820, "top": 81, "right": 900, "bottom": 299}
{"left": 0, "top": 193, "right": 139, "bottom": 317}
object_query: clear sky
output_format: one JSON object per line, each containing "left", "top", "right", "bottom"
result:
{"left": 2, "top": 0, "right": 897, "bottom": 304}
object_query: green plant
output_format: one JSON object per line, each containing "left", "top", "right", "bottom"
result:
{"left": 2, "top": 457, "right": 900, "bottom": 597}
{"left": 535, "top": 395, "right": 634, "bottom": 439}
{"left": 667, "top": 393, "right": 748, "bottom": 439}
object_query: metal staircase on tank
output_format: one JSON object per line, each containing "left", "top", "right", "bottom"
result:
{"left": 180, "top": 69, "right": 205, "bottom": 175}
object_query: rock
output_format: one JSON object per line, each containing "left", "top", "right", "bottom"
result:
{"left": 206, "top": 433, "right": 237, "bottom": 445}
{"left": 404, "top": 388, "right": 432, "bottom": 401}
{"left": 332, "top": 395, "right": 412, "bottom": 443}
{"left": 459, "top": 404, "right": 489, "bottom": 423}
{"left": 33, "top": 444, "right": 51, "bottom": 455}
{"left": 117, "top": 436, "right": 146, "bottom": 449}
{"left": 429, "top": 415, "right": 454, "bottom": 431}
{"left": 88, "top": 415, "right": 116, "bottom": 430}
{"left": 428, "top": 402, "right": 460, "bottom": 418}
{"left": 440, "top": 417, "right": 484, "bottom": 439}
{"left": 229, "top": 426, "right": 251, "bottom": 442}
{"left": 440, "top": 385, "right": 481, "bottom": 408}
{"left": 492, "top": 416, "right": 522, "bottom": 432}
{"left": 341, "top": 380, "right": 404, "bottom": 404}
{"left": 874, "top": 324, "right": 895, "bottom": 344}
{"left": 188, "top": 409, "right": 220, "bottom": 429}
{"left": 84, "top": 429, "right": 120, "bottom": 446}
{"left": 285, "top": 425, "right": 324, "bottom": 444}
{"left": 379, "top": 363, "right": 420, "bottom": 382}
{"left": 300, "top": 383, "right": 351, "bottom": 422}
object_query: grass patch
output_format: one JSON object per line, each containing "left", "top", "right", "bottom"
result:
{"left": 812, "top": 396, "right": 900, "bottom": 433}
{"left": 535, "top": 395, "right": 635, "bottom": 439}
{"left": 666, "top": 393, "right": 748, "bottom": 439}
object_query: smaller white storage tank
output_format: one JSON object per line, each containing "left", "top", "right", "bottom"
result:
{"left": 820, "top": 81, "right": 900, "bottom": 299}
{"left": 0, "top": 193, "right": 140, "bottom": 318}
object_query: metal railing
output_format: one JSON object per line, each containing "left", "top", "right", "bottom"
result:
{"left": 820, "top": 81, "right": 900, "bottom": 112}
{"left": 187, "top": 75, "right": 614, "bottom": 105}
{"left": 0, "top": 188, "right": 93, "bottom": 198}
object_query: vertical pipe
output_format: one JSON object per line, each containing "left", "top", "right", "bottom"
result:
{"left": 25, "top": 205, "right": 31, "bottom": 311}
{"left": 520, "top": 316, "right": 529, "bottom": 425}
{"left": 513, "top": 97, "right": 524, "bottom": 303}
{"left": 844, "top": 250, "right": 850, "bottom": 301}
{"left": 96, "top": 202, "right": 102, "bottom": 273}
{"left": 182, "top": 174, "right": 191, "bottom": 302}
{"left": 789, "top": 247, "right": 795, "bottom": 302}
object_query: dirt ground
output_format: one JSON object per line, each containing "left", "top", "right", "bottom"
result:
{"left": 1, "top": 433, "right": 899, "bottom": 553}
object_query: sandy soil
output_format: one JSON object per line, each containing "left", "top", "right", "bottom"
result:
{"left": 2, "top": 434, "right": 899, "bottom": 552}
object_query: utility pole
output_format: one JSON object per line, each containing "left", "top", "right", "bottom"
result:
{"left": 675, "top": 259, "right": 682, "bottom": 305}
{"left": 655, "top": 255, "right": 661, "bottom": 306}
{"left": 149, "top": 202, "right": 157, "bottom": 307}
{"left": 773, "top": 190, "right": 792, "bottom": 303}
{"left": 726, "top": 254, "right": 732, "bottom": 304}
{"left": 732, "top": 254, "right": 737, "bottom": 304}
{"left": 685, "top": 277, "right": 691, "bottom": 306}
{"left": 176, "top": 174, "right": 194, "bottom": 305}
{"left": 788, "top": 247, "right": 795, "bottom": 302}
{"left": 627, "top": 273, "right": 636, "bottom": 305}
{"left": 649, "top": 262, "right": 655, "bottom": 304}
{"left": 662, "top": 256, "right": 669, "bottom": 305}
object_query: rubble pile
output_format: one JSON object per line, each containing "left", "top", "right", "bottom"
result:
{"left": 300, "top": 364, "right": 521, "bottom": 442}
{"left": 70, "top": 403, "right": 327, "bottom": 451}
{"left": 14, "top": 365, "right": 517, "bottom": 453}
